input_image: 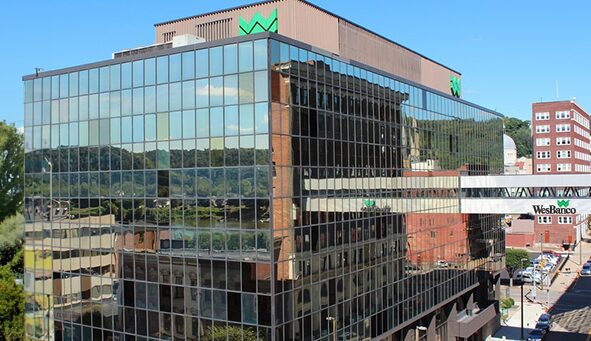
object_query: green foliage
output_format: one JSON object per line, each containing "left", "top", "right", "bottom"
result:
{"left": 505, "top": 248, "right": 530, "bottom": 275}
{"left": 203, "top": 325, "right": 261, "bottom": 341}
{"left": 0, "top": 122, "right": 24, "bottom": 219}
{"left": 0, "top": 215, "right": 23, "bottom": 272}
{"left": 503, "top": 117, "right": 532, "bottom": 158}
{"left": 501, "top": 297, "right": 515, "bottom": 309}
{"left": 0, "top": 265, "right": 24, "bottom": 340}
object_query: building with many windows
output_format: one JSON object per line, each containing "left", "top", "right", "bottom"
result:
{"left": 23, "top": 1, "right": 505, "bottom": 340}
{"left": 532, "top": 100, "right": 590, "bottom": 244}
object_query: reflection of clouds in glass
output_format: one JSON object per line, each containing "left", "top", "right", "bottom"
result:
{"left": 195, "top": 84, "right": 239, "bottom": 97}
{"left": 226, "top": 125, "right": 240, "bottom": 134}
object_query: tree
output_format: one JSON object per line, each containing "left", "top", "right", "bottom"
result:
{"left": 503, "top": 117, "right": 532, "bottom": 158}
{"left": 0, "top": 265, "right": 24, "bottom": 340}
{"left": 0, "top": 122, "right": 24, "bottom": 219}
{"left": 506, "top": 248, "right": 530, "bottom": 286}
{"left": 0, "top": 214, "right": 23, "bottom": 275}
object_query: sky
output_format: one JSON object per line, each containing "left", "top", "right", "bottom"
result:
{"left": 1, "top": 0, "right": 590, "bottom": 127}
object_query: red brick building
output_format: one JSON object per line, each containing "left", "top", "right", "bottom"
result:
{"left": 531, "top": 100, "right": 590, "bottom": 244}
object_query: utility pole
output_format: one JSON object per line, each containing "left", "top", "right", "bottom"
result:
{"left": 540, "top": 233, "right": 544, "bottom": 291}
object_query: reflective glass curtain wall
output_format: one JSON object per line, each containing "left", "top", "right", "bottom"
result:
{"left": 24, "top": 34, "right": 504, "bottom": 341}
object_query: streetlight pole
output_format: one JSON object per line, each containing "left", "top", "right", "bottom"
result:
{"left": 326, "top": 316, "right": 336, "bottom": 341}
{"left": 580, "top": 225, "right": 583, "bottom": 265}
{"left": 415, "top": 326, "right": 427, "bottom": 341}
{"left": 540, "top": 233, "right": 544, "bottom": 291}
{"left": 520, "top": 257, "right": 528, "bottom": 341}
{"left": 44, "top": 157, "right": 53, "bottom": 222}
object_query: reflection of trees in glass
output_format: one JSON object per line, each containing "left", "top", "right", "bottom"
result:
{"left": 203, "top": 325, "right": 261, "bottom": 341}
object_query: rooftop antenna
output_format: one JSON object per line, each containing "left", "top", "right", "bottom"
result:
{"left": 555, "top": 80, "right": 559, "bottom": 99}
{"left": 35, "top": 67, "right": 43, "bottom": 77}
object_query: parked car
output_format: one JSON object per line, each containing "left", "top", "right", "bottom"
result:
{"left": 527, "top": 328, "right": 546, "bottom": 341}
{"left": 536, "top": 313, "right": 552, "bottom": 331}
{"left": 581, "top": 262, "right": 591, "bottom": 276}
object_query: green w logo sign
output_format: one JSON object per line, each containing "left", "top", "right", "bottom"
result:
{"left": 557, "top": 200, "right": 570, "bottom": 208}
{"left": 239, "top": 9, "right": 278, "bottom": 35}
{"left": 450, "top": 75, "right": 461, "bottom": 97}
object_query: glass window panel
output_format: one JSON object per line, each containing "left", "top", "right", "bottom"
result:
{"left": 50, "top": 76, "right": 59, "bottom": 100}
{"left": 170, "top": 82, "right": 182, "bottom": 112}
{"left": 110, "top": 118, "right": 120, "bottom": 144}
{"left": 145, "top": 86, "right": 156, "bottom": 113}
{"left": 132, "top": 60, "right": 144, "bottom": 88}
{"left": 89, "top": 94, "right": 99, "bottom": 119}
{"left": 224, "top": 75, "right": 238, "bottom": 105}
{"left": 89, "top": 120, "right": 99, "bottom": 145}
{"left": 170, "top": 54, "right": 181, "bottom": 82}
{"left": 89, "top": 69, "right": 99, "bottom": 94}
{"left": 255, "top": 135, "right": 269, "bottom": 165}
{"left": 210, "top": 138, "right": 223, "bottom": 167}
{"left": 59, "top": 98, "right": 69, "bottom": 122}
{"left": 254, "top": 71, "right": 268, "bottom": 102}
{"left": 196, "top": 109, "right": 209, "bottom": 138}
{"left": 240, "top": 136, "right": 254, "bottom": 166}
{"left": 99, "top": 66, "right": 109, "bottom": 92}
{"left": 225, "top": 106, "right": 238, "bottom": 136}
{"left": 40, "top": 126, "right": 48, "bottom": 149}
{"left": 110, "top": 64, "right": 121, "bottom": 90}
{"left": 79, "top": 121, "right": 88, "bottom": 146}
{"left": 145, "top": 58, "right": 156, "bottom": 86}
{"left": 210, "top": 107, "right": 224, "bottom": 137}
{"left": 254, "top": 39, "right": 267, "bottom": 70}
{"left": 121, "top": 89, "right": 132, "bottom": 116}
{"left": 59, "top": 123, "right": 68, "bottom": 146}
{"left": 145, "top": 114, "right": 156, "bottom": 141}
{"left": 196, "top": 140, "right": 210, "bottom": 168}
{"left": 100, "top": 119, "right": 110, "bottom": 145}
{"left": 170, "top": 111, "right": 182, "bottom": 140}
{"left": 121, "top": 117, "right": 132, "bottom": 143}
{"left": 69, "top": 97, "right": 78, "bottom": 122}
{"left": 121, "top": 62, "right": 132, "bottom": 89}
{"left": 182, "top": 80, "right": 195, "bottom": 109}
{"left": 69, "top": 122, "right": 79, "bottom": 146}
{"left": 157, "top": 113, "right": 169, "bottom": 140}
{"left": 99, "top": 92, "right": 109, "bottom": 118}
{"left": 255, "top": 102, "right": 268, "bottom": 134}
{"left": 157, "top": 142, "right": 170, "bottom": 169}
{"left": 110, "top": 91, "right": 121, "bottom": 117}
{"left": 79, "top": 96, "right": 88, "bottom": 121}
{"left": 133, "top": 88, "right": 144, "bottom": 115}
{"left": 51, "top": 100, "right": 59, "bottom": 124}
{"left": 157, "top": 56, "right": 169, "bottom": 84}
{"left": 196, "top": 79, "right": 209, "bottom": 108}
{"left": 182, "top": 51, "right": 195, "bottom": 80}
{"left": 223, "top": 44, "right": 237, "bottom": 74}
{"left": 43, "top": 76, "right": 52, "bottom": 99}
{"left": 196, "top": 49, "right": 208, "bottom": 78}
{"left": 239, "top": 73, "right": 254, "bottom": 103}
{"left": 239, "top": 41, "right": 253, "bottom": 72}
{"left": 209, "top": 47, "right": 223, "bottom": 76}
{"left": 210, "top": 77, "right": 223, "bottom": 107}
{"left": 240, "top": 104, "right": 254, "bottom": 135}
{"left": 157, "top": 84, "right": 169, "bottom": 112}
{"left": 225, "top": 137, "right": 239, "bottom": 167}
{"left": 133, "top": 115, "right": 144, "bottom": 142}
{"left": 182, "top": 110, "right": 196, "bottom": 139}
{"left": 33, "top": 78, "right": 42, "bottom": 101}
{"left": 69, "top": 72, "right": 78, "bottom": 97}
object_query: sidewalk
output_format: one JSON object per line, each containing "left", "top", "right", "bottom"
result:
{"left": 490, "top": 232, "right": 591, "bottom": 340}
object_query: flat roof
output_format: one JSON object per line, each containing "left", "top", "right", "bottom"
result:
{"left": 23, "top": 32, "right": 501, "bottom": 117}
{"left": 153, "top": 0, "right": 461, "bottom": 75}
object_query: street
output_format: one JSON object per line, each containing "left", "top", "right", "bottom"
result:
{"left": 545, "top": 276, "right": 591, "bottom": 340}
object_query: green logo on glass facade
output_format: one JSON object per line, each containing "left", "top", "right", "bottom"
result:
{"left": 239, "top": 9, "right": 278, "bottom": 36}
{"left": 364, "top": 199, "right": 376, "bottom": 207}
{"left": 450, "top": 75, "right": 461, "bottom": 97}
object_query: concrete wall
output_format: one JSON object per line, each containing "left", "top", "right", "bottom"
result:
{"left": 154, "top": 0, "right": 460, "bottom": 94}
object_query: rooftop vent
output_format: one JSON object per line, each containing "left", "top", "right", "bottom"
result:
{"left": 113, "top": 42, "right": 172, "bottom": 59}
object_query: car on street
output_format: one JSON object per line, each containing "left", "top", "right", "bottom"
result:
{"left": 527, "top": 328, "right": 546, "bottom": 341}
{"left": 536, "top": 313, "right": 552, "bottom": 331}
{"left": 581, "top": 262, "right": 591, "bottom": 276}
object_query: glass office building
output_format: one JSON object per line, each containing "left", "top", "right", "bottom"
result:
{"left": 24, "top": 2, "right": 505, "bottom": 340}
